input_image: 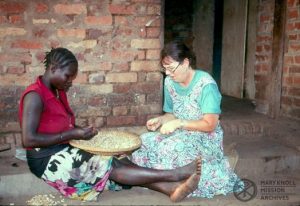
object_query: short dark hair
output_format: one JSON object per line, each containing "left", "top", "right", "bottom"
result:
{"left": 161, "top": 40, "right": 196, "bottom": 68}
{"left": 43, "top": 47, "right": 78, "bottom": 70}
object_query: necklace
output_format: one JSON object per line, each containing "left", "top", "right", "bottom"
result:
{"left": 55, "top": 89, "right": 59, "bottom": 99}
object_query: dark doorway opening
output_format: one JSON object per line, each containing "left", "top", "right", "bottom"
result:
{"left": 212, "top": 0, "right": 224, "bottom": 86}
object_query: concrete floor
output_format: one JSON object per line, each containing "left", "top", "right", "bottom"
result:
{"left": 1, "top": 96, "right": 300, "bottom": 205}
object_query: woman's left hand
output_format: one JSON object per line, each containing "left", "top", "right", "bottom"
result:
{"left": 71, "top": 126, "right": 98, "bottom": 140}
{"left": 159, "top": 119, "right": 180, "bottom": 135}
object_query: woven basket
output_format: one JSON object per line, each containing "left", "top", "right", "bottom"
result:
{"left": 69, "top": 130, "right": 142, "bottom": 156}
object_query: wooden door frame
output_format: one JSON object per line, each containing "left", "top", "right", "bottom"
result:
{"left": 267, "top": 0, "right": 286, "bottom": 118}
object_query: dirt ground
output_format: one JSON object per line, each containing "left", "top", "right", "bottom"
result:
{"left": 1, "top": 96, "right": 299, "bottom": 206}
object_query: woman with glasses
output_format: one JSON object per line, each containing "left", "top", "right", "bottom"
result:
{"left": 131, "top": 40, "right": 244, "bottom": 199}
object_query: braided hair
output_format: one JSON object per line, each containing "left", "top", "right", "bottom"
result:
{"left": 43, "top": 48, "right": 78, "bottom": 70}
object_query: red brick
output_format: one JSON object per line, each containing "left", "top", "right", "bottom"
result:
{"left": 294, "top": 97, "right": 300, "bottom": 107}
{"left": 57, "top": 29, "right": 86, "bottom": 39}
{"left": 131, "top": 60, "right": 160, "bottom": 72}
{"left": 111, "top": 50, "right": 138, "bottom": 61}
{"left": 294, "top": 55, "right": 300, "bottom": 64}
{"left": 0, "top": 2, "right": 26, "bottom": 14}
{"left": 254, "top": 74, "right": 269, "bottom": 82}
{"left": 132, "top": 0, "right": 161, "bottom": 2}
{"left": 8, "top": 15, "right": 22, "bottom": 24}
{"left": 139, "top": 27, "right": 147, "bottom": 38}
{"left": 107, "top": 116, "right": 136, "bottom": 126}
{"left": 11, "top": 40, "right": 43, "bottom": 49}
{"left": 54, "top": 4, "right": 87, "bottom": 15}
{"left": 0, "top": 27, "right": 27, "bottom": 37}
{"left": 283, "top": 76, "right": 293, "bottom": 85}
{"left": 113, "top": 63, "right": 129, "bottom": 72}
{"left": 0, "top": 65, "right": 5, "bottom": 73}
{"left": 281, "top": 96, "right": 293, "bottom": 106}
{"left": 146, "top": 27, "right": 161, "bottom": 38}
{"left": 147, "top": 93, "right": 162, "bottom": 104}
{"left": 107, "top": 94, "right": 134, "bottom": 106}
{"left": 115, "top": 16, "right": 129, "bottom": 25}
{"left": 283, "top": 66, "right": 289, "bottom": 73}
{"left": 35, "top": 51, "right": 46, "bottom": 63}
{"left": 263, "top": 44, "right": 271, "bottom": 51}
{"left": 0, "top": 16, "right": 7, "bottom": 23}
{"left": 294, "top": 76, "right": 300, "bottom": 85}
{"left": 147, "top": 4, "right": 161, "bottom": 15}
{"left": 7, "top": 66, "right": 25, "bottom": 74}
{"left": 256, "top": 45, "right": 263, "bottom": 52}
{"left": 109, "top": 4, "right": 135, "bottom": 15}
{"left": 34, "top": 29, "right": 47, "bottom": 38}
{"left": 131, "top": 39, "right": 161, "bottom": 49}
{"left": 113, "top": 106, "right": 128, "bottom": 116}
{"left": 284, "top": 56, "right": 294, "bottom": 64}
{"left": 115, "top": 27, "right": 133, "bottom": 36}
{"left": 131, "top": 82, "right": 161, "bottom": 94}
{"left": 113, "top": 84, "right": 131, "bottom": 93}
{"left": 88, "top": 73, "right": 104, "bottom": 84}
{"left": 85, "top": 16, "right": 112, "bottom": 25}
{"left": 286, "top": 22, "right": 295, "bottom": 31}
{"left": 295, "top": 22, "right": 300, "bottom": 30}
{"left": 0, "top": 53, "right": 32, "bottom": 64}
{"left": 134, "top": 16, "right": 160, "bottom": 27}
{"left": 146, "top": 49, "right": 160, "bottom": 60}
{"left": 288, "top": 87, "right": 300, "bottom": 96}
{"left": 289, "top": 66, "right": 300, "bottom": 73}
{"left": 86, "top": 4, "right": 106, "bottom": 16}
{"left": 87, "top": 97, "right": 107, "bottom": 106}
{"left": 256, "top": 35, "right": 272, "bottom": 42}
{"left": 287, "top": 0, "right": 296, "bottom": 7}
{"left": 137, "top": 50, "right": 146, "bottom": 60}
{"left": 73, "top": 73, "right": 88, "bottom": 84}
{"left": 288, "top": 9, "right": 298, "bottom": 19}
{"left": 35, "top": 3, "right": 48, "bottom": 13}
{"left": 288, "top": 34, "right": 297, "bottom": 40}
{"left": 260, "top": 15, "right": 270, "bottom": 22}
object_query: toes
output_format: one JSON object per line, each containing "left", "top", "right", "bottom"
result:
{"left": 170, "top": 173, "right": 200, "bottom": 202}
{"left": 196, "top": 157, "right": 202, "bottom": 175}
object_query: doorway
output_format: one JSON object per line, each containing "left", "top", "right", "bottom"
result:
{"left": 164, "top": 0, "right": 257, "bottom": 100}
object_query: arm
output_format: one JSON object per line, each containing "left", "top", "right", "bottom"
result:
{"left": 146, "top": 113, "right": 176, "bottom": 131}
{"left": 159, "top": 114, "right": 219, "bottom": 135}
{"left": 21, "top": 92, "right": 97, "bottom": 148}
{"left": 160, "top": 82, "right": 221, "bottom": 134}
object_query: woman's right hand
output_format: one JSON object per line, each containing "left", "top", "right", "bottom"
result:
{"left": 146, "top": 117, "right": 162, "bottom": 131}
{"left": 71, "top": 126, "right": 98, "bottom": 140}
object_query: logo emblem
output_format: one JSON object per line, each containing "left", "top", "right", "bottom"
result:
{"left": 234, "top": 178, "right": 257, "bottom": 202}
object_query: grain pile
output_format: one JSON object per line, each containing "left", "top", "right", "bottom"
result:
{"left": 82, "top": 132, "right": 137, "bottom": 149}
{"left": 70, "top": 131, "right": 141, "bottom": 155}
{"left": 26, "top": 194, "right": 65, "bottom": 206}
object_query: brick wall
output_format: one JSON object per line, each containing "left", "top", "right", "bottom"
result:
{"left": 255, "top": 0, "right": 300, "bottom": 119}
{"left": 255, "top": 0, "right": 275, "bottom": 114}
{"left": 0, "top": 0, "right": 163, "bottom": 149}
{"left": 282, "top": 0, "right": 300, "bottom": 118}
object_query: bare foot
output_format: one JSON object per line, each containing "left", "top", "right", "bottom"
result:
{"left": 175, "top": 157, "right": 202, "bottom": 181}
{"left": 170, "top": 173, "right": 200, "bottom": 202}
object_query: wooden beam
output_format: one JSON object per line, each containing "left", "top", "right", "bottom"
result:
{"left": 268, "top": 0, "right": 286, "bottom": 118}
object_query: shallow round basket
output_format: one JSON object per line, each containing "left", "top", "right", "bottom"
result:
{"left": 69, "top": 130, "right": 142, "bottom": 156}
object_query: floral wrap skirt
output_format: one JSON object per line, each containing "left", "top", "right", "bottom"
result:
{"left": 40, "top": 146, "right": 119, "bottom": 201}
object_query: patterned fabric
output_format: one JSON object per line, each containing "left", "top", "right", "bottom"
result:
{"left": 41, "top": 146, "right": 121, "bottom": 201}
{"left": 131, "top": 71, "right": 244, "bottom": 198}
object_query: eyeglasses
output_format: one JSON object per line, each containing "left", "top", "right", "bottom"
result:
{"left": 161, "top": 62, "right": 181, "bottom": 73}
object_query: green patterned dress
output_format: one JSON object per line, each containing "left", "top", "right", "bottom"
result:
{"left": 131, "top": 70, "right": 244, "bottom": 198}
